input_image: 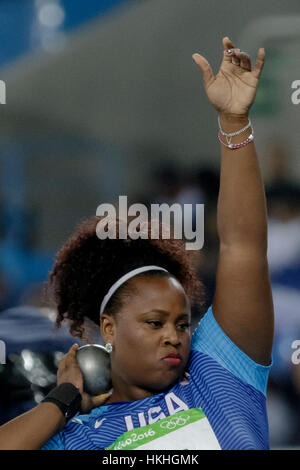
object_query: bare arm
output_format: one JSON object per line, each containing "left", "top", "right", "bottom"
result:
{"left": 0, "top": 402, "right": 66, "bottom": 450}
{"left": 193, "top": 37, "right": 274, "bottom": 365}
{"left": 213, "top": 112, "right": 273, "bottom": 365}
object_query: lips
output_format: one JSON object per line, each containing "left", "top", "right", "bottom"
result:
{"left": 162, "top": 353, "right": 182, "bottom": 366}
{"left": 163, "top": 353, "right": 182, "bottom": 360}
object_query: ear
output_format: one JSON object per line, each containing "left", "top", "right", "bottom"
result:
{"left": 100, "top": 313, "right": 116, "bottom": 344}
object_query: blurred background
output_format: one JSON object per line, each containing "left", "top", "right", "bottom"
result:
{"left": 0, "top": 0, "right": 299, "bottom": 449}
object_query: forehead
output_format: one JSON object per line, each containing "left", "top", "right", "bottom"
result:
{"left": 121, "top": 275, "right": 190, "bottom": 315}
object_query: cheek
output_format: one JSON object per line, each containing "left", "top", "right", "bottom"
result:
{"left": 182, "top": 332, "right": 191, "bottom": 347}
{"left": 115, "top": 325, "right": 151, "bottom": 354}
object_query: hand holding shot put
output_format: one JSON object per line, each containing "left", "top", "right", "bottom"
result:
{"left": 56, "top": 344, "right": 111, "bottom": 413}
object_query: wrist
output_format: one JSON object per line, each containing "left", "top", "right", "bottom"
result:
{"left": 218, "top": 113, "right": 253, "bottom": 145}
{"left": 41, "top": 383, "right": 82, "bottom": 422}
{"left": 218, "top": 113, "right": 253, "bottom": 149}
{"left": 218, "top": 112, "right": 249, "bottom": 131}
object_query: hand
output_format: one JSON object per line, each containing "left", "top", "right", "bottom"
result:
{"left": 192, "top": 37, "right": 265, "bottom": 116}
{"left": 57, "top": 344, "right": 111, "bottom": 414}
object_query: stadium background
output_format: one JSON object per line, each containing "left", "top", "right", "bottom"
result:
{"left": 0, "top": 0, "right": 299, "bottom": 449}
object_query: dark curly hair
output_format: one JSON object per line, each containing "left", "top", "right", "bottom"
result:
{"left": 47, "top": 216, "right": 206, "bottom": 339}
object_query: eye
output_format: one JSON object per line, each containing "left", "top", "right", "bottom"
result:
{"left": 177, "top": 323, "right": 191, "bottom": 331}
{"left": 146, "top": 321, "right": 162, "bottom": 328}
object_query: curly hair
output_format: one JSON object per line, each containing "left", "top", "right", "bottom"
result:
{"left": 47, "top": 216, "right": 206, "bottom": 339}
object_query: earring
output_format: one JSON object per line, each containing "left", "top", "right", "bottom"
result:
{"left": 105, "top": 343, "right": 113, "bottom": 354}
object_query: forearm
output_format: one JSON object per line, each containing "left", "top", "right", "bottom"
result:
{"left": 0, "top": 402, "right": 66, "bottom": 450}
{"left": 217, "top": 113, "right": 268, "bottom": 253}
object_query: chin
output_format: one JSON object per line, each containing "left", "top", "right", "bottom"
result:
{"left": 145, "top": 370, "right": 183, "bottom": 393}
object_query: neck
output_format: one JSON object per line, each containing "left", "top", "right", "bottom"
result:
{"left": 106, "top": 386, "right": 155, "bottom": 404}
{"left": 106, "top": 371, "right": 180, "bottom": 404}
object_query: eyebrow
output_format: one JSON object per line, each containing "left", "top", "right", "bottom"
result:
{"left": 141, "top": 309, "right": 190, "bottom": 319}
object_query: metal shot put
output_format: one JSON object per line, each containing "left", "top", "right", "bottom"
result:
{"left": 76, "top": 344, "right": 111, "bottom": 396}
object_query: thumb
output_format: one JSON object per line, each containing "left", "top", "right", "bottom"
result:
{"left": 192, "top": 54, "right": 214, "bottom": 88}
{"left": 91, "top": 392, "right": 112, "bottom": 408}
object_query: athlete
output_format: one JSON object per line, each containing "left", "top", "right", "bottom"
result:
{"left": 0, "top": 36, "right": 274, "bottom": 450}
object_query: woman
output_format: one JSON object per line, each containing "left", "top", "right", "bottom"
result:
{"left": 0, "top": 36, "right": 274, "bottom": 450}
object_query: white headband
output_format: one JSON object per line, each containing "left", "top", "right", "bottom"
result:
{"left": 99, "top": 265, "right": 169, "bottom": 315}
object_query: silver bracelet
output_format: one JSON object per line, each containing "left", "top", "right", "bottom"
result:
{"left": 218, "top": 115, "right": 252, "bottom": 137}
{"left": 218, "top": 116, "right": 252, "bottom": 146}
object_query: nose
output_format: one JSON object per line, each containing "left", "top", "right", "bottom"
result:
{"left": 162, "top": 325, "right": 181, "bottom": 346}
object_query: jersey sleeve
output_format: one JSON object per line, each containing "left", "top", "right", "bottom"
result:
{"left": 42, "top": 432, "right": 64, "bottom": 450}
{"left": 191, "top": 305, "right": 272, "bottom": 396}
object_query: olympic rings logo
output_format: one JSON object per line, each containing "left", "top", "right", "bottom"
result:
{"left": 160, "top": 415, "right": 190, "bottom": 430}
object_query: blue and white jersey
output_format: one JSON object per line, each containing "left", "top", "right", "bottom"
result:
{"left": 43, "top": 306, "right": 272, "bottom": 450}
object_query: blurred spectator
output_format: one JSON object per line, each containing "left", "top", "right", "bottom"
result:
{"left": 264, "top": 175, "right": 300, "bottom": 447}
{"left": 267, "top": 183, "right": 300, "bottom": 275}
{"left": 266, "top": 285, "right": 300, "bottom": 446}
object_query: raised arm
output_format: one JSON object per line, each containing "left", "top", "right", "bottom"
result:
{"left": 192, "top": 37, "right": 274, "bottom": 365}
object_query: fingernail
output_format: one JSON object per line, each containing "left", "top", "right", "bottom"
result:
{"left": 227, "top": 49, "right": 233, "bottom": 55}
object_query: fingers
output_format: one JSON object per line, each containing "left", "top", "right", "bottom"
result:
{"left": 226, "top": 48, "right": 241, "bottom": 66}
{"left": 60, "top": 344, "right": 79, "bottom": 366}
{"left": 69, "top": 343, "right": 79, "bottom": 356}
{"left": 80, "top": 391, "right": 112, "bottom": 414}
{"left": 223, "top": 36, "right": 265, "bottom": 75}
{"left": 252, "top": 47, "right": 265, "bottom": 79}
{"left": 225, "top": 48, "right": 251, "bottom": 70}
{"left": 222, "top": 36, "right": 236, "bottom": 64}
{"left": 192, "top": 53, "right": 214, "bottom": 88}
{"left": 234, "top": 50, "right": 251, "bottom": 71}
{"left": 219, "top": 37, "right": 247, "bottom": 69}
{"left": 57, "top": 343, "right": 83, "bottom": 390}
{"left": 92, "top": 392, "right": 112, "bottom": 408}
{"left": 192, "top": 36, "right": 259, "bottom": 86}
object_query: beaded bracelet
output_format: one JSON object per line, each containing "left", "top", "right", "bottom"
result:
{"left": 218, "top": 130, "right": 254, "bottom": 149}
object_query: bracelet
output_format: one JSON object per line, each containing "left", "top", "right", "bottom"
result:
{"left": 218, "top": 116, "right": 252, "bottom": 146}
{"left": 218, "top": 130, "right": 254, "bottom": 149}
{"left": 218, "top": 115, "right": 252, "bottom": 137}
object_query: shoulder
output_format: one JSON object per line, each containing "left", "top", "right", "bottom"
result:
{"left": 190, "top": 305, "right": 272, "bottom": 396}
